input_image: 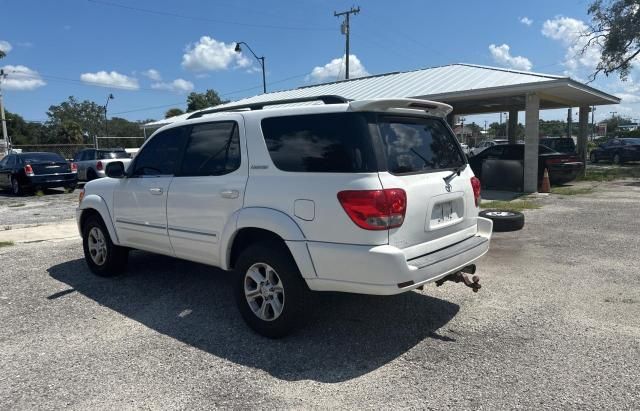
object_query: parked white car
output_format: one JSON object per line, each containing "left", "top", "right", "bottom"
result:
{"left": 72, "top": 148, "right": 132, "bottom": 182}
{"left": 76, "top": 96, "right": 492, "bottom": 337}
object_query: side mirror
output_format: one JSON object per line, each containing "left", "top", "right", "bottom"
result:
{"left": 105, "top": 161, "right": 125, "bottom": 178}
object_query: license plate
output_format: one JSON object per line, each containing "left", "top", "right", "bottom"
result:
{"left": 435, "top": 201, "right": 455, "bottom": 223}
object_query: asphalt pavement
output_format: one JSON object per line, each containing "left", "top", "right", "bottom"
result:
{"left": 0, "top": 179, "right": 638, "bottom": 409}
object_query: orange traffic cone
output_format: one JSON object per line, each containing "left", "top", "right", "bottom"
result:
{"left": 540, "top": 168, "right": 551, "bottom": 193}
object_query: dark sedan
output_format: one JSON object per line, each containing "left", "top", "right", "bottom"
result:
{"left": 590, "top": 138, "right": 640, "bottom": 164}
{"left": 469, "top": 144, "right": 584, "bottom": 187}
{"left": 0, "top": 152, "right": 78, "bottom": 195}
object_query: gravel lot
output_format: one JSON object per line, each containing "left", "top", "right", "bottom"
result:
{"left": 0, "top": 180, "right": 639, "bottom": 409}
{"left": 0, "top": 188, "right": 79, "bottom": 228}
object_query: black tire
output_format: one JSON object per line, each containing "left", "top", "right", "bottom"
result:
{"left": 82, "top": 215, "right": 128, "bottom": 277}
{"left": 10, "top": 176, "right": 23, "bottom": 196}
{"left": 479, "top": 210, "right": 525, "bottom": 232}
{"left": 590, "top": 152, "right": 597, "bottom": 163}
{"left": 65, "top": 183, "right": 78, "bottom": 192}
{"left": 87, "top": 169, "right": 97, "bottom": 181}
{"left": 234, "top": 243, "right": 312, "bottom": 338}
{"left": 613, "top": 153, "right": 622, "bottom": 165}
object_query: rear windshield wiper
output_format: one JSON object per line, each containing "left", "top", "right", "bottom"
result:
{"left": 443, "top": 163, "right": 467, "bottom": 184}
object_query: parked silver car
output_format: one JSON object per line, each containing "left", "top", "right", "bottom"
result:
{"left": 72, "top": 149, "right": 132, "bottom": 182}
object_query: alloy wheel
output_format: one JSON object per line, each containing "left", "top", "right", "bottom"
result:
{"left": 87, "top": 227, "right": 108, "bottom": 266}
{"left": 244, "top": 262, "right": 285, "bottom": 321}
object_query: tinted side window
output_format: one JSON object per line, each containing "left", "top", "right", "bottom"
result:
{"left": 261, "top": 113, "right": 375, "bottom": 173}
{"left": 378, "top": 117, "right": 464, "bottom": 174}
{"left": 132, "top": 127, "right": 186, "bottom": 176}
{"left": 179, "top": 122, "right": 240, "bottom": 176}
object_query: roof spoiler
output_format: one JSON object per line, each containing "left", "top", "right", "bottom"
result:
{"left": 348, "top": 98, "right": 453, "bottom": 117}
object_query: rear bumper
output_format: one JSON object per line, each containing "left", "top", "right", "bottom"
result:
{"left": 304, "top": 217, "right": 493, "bottom": 295}
{"left": 549, "top": 162, "right": 583, "bottom": 184}
{"left": 25, "top": 174, "right": 78, "bottom": 188}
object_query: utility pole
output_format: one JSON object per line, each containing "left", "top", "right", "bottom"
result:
{"left": 334, "top": 6, "right": 360, "bottom": 79}
{"left": 0, "top": 69, "right": 10, "bottom": 154}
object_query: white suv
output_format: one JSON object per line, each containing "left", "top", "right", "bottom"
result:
{"left": 76, "top": 96, "right": 492, "bottom": 337}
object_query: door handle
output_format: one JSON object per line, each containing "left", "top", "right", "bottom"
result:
{"left": 220, "top": 189, "right": 239, "bottom": 199}
{"left": 149, "top": 187, "right": 163, "bottom": 195}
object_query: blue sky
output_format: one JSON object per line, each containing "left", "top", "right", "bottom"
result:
{"left": 1, "top": 0, "right": 639, "bottom": 126}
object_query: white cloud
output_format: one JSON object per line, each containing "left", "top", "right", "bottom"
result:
{"left": 182, "top": 36, "right": 251, "bottom": 71}
{"left": 1, "top": 65, "right": 46, "bottom": 90}
{"left": 309, "top": 54, "right": 369, "bottom": 82}
{"left": 488, "top": 44, "right": 533, "bottom": 71}
{"left": 520, "top": 17, "right": 533, "bottom": 26}
{"left": 142, "top": 69, "right": 161, "bottom": 81}
{"left": 0, "top": 40, "right": 12, "bottom": 54}
{"left": 79, "top": 71, "right": 139, "bottom": 90}
{"left": 151, "top": 78, "right": 194, "bottom": 93}
{"left": 541, "top": 16, "right": 601, "bottom": 76}
{"left": 615, "top": 93, "right": 640, "bottom": 104}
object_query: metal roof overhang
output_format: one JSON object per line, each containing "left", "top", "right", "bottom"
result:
{"left": 422, "top": 79, "right": 621, "bottom": 115}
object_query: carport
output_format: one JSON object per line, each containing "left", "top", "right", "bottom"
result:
{"left": 145, "top": 64, "right": 620, "bottom": 192}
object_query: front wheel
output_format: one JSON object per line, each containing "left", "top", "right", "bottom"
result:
{"left": 82, "top": 215, "right": 128, "bottom": 277}
{"left": 234, "top": 243, "right": 311, "bottom": 338}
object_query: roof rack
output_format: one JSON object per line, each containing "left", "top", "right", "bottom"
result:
{"left": 187, "top": 95, "right": 350, "bottom": 119}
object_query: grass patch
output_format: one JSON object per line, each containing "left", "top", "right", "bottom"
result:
{"left": 480, "top": 200, "right": 541, "bottom": 211}
{"left": 579, "top": 166, "right": 640, "bottom": 182}
{"left": 7, "top": 203, "right": 26, "bottom": 208}
{"left": 550, "top": 186, "right": 594, "bottom": 196}
{"left": 0, "top": 241, "right": 15, "bottom": 248}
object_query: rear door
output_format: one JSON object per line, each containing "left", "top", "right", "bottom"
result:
{"left": 375, "top": 116, "right": 477, "bottom": 259}
{"left": 113, "top": 126, "right": 186, "bottom": 254}
{"left": 166, "top": 117, "right": 247, "bottom": 266}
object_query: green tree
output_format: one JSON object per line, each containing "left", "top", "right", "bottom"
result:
{"left": 587, "top": 0, "right": 640, "bottom": 80}
{"left": 0, "top": 50, "right": 5, "bottom": 59}
{"left": 165, "top": 108, "right": 185, "bottom": 118}
{"left": 46, "top": 96, "right": 105, "bottom": 141}
{"left": 186, "top": 89, "right": 227, "bottom": 112}
{"left": 56, "top": 121, "right": 84, "bottom": 144}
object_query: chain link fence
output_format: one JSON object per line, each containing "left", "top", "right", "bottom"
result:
{"left": 11, "top": 144, "right": 94, "bottom": 160}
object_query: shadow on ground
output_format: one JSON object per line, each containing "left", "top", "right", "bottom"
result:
{"left": 0, "top": 187, "right": 71, "bottom": 199}
{"left": 48, "top": 251, "right": 459, "bottom": 383}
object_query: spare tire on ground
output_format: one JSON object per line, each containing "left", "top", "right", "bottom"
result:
{"left": 479, "top": 210, "right": 525, "bottom": 232}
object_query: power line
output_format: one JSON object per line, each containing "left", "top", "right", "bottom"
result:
{"left": 111, "top": 72, "right": 311, "bottom": 115}
{"left": 87, "top": 0, "right": 334, "bottom": 32}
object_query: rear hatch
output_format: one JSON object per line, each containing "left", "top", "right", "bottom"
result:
{"left": 373, "top": 115, "right": 479, "bottom": 259}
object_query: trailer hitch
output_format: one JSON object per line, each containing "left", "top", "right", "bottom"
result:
{"left": 435, "top": 265, "right": 481, "bottom": 292}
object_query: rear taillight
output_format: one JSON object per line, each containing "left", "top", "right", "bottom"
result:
{"left": 337, "top": 188, "right": 407, "bottom": 230}
{"left": 78, "top": 189, "right": 85, "bottom": 204}
{"left": 71, "top": 162, "right": 78, "bottom": 173}
{"left": 546, "top": 158, "right": 568, "bottom": 165}
{"left": 470, "top": 176, "right": 481, "bottom": 207}
{"left": 96, "top": 161, "right": 103, "bottom": 171}
{"left": 24, "top": 164, "right": 34, "bottom": 176}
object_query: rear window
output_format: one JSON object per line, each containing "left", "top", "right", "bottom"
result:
{"left": 378, "top": 117, "right": 465, "bottom": 174}
{"left": 97, "top": 151, "right": 129, "bottom": 159}
{"left": 261, "top": 113, "right": 375, "bottom": 172}
{"left": 623, "top": 138, "right": 640, "bottom": 145}
{"left": 542, "top": 138, "right": 575, "bottom": 152}
{"left": 20, "top": 153, "right": 66, "bottom": 163}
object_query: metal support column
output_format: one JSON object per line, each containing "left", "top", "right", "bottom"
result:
{"left": 524, "top": 93, "right": 540, "bottom": 193}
